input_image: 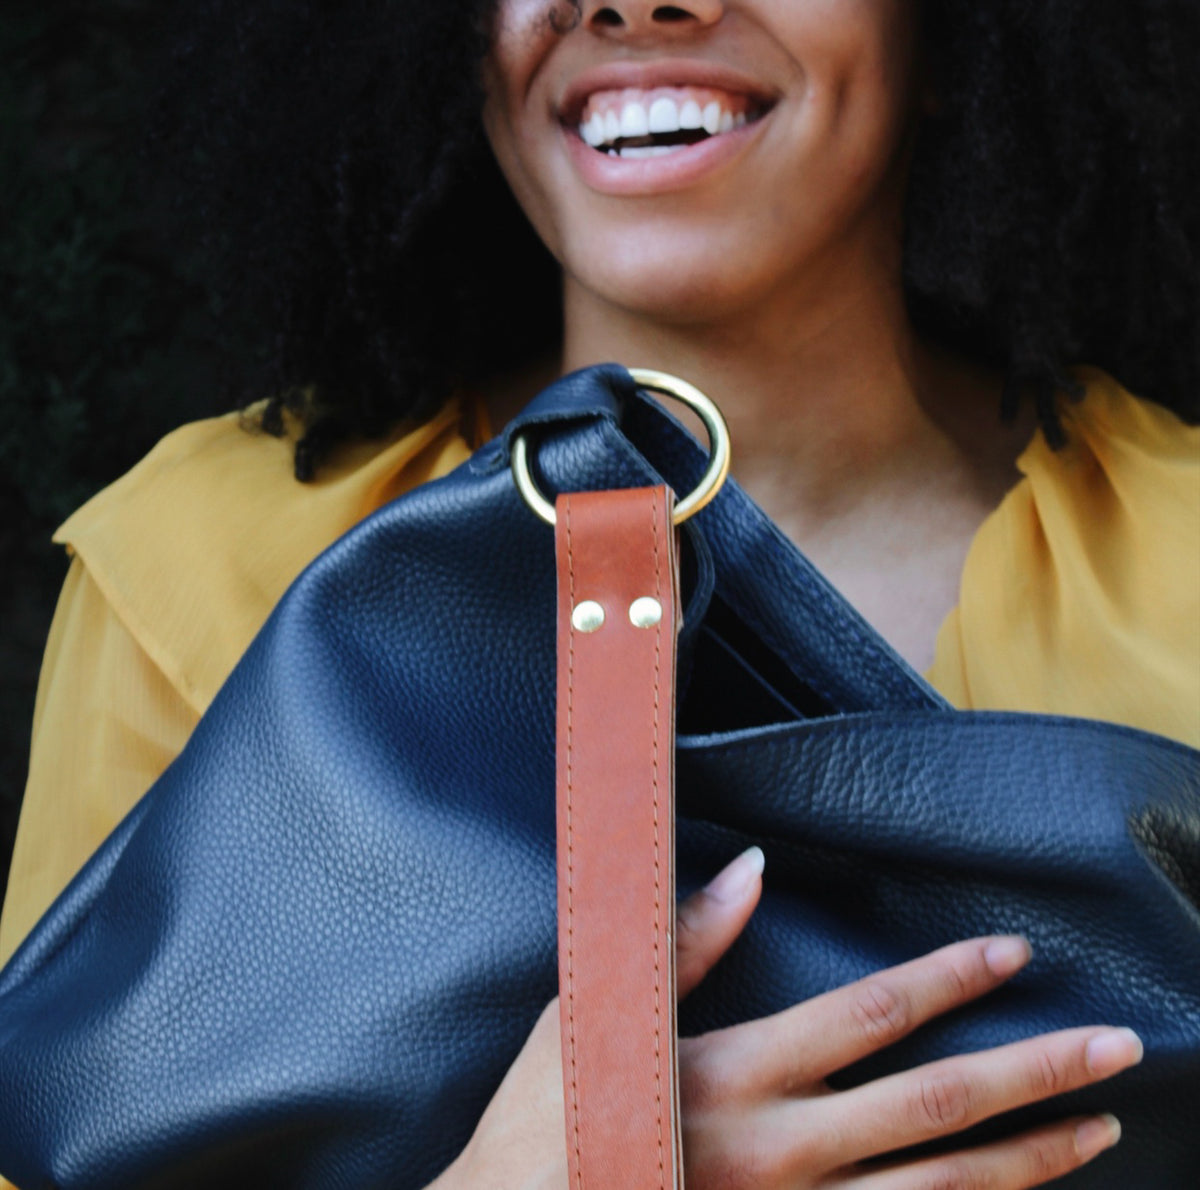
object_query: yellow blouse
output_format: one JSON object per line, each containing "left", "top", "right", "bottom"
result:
{"left": 1, "top": 367, "right": 1198, "bottom": 983}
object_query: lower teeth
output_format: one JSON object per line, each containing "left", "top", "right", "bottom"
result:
{"left": 610, "top": 144, "right": 687, "bottom": 159}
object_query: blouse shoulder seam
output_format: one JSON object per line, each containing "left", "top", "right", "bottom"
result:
{"left": 54, "top": 540, "right": 207, "bottom": 717}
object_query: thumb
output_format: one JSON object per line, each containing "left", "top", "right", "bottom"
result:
{"left": 676, "top": 846, "right": 765, "bottom": 1000}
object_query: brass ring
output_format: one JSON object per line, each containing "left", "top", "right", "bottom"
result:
{"left": 511, "top": 368, "right": 732, "bottom": 527}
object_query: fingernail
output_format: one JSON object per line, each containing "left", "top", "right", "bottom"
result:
{"left": 1086, "top": 1029, "right": 1144, "bottom": 1077}
{"left": 984, "top": 936, "right": 1031, "bottom": 978}
{"left": 1075, "top": 1114, "right": 1121, "bottom": 1161}
{"left": 704, "top": 846, "right": 765, "bottom": 905}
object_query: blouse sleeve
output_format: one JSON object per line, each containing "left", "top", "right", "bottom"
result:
{"left": 0, "top": 395, "right": 482, "bottom": 978}
{"left": 0, "top": 557, "right": 199, "bottom": 970}
{"left": 0, "top": 398, "right": 482, "bottom": 1188}
{"left": 928, "top": 367, "right": 1200, "bottom": 747}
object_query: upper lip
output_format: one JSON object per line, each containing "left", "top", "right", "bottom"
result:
{"left": 557, "top": 59, "right": 778, "bottom": 126}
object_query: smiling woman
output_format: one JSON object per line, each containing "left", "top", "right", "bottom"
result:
{"left": 0, "top": 1, "right": 1197, "bottom": 1188}
{"left": 135, "top": 0, "right": 1198, "bottom": 476}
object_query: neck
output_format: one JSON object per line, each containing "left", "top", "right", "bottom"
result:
{"left": 559, "top": 235, "right": 1018, "bottom": 532}
{"left": 540, "top": 230, "right": 1039, "bottom": 674}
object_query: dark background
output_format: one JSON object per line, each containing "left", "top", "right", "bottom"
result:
{"left": 0, "top": 4, "right": 246, "bottom": 896}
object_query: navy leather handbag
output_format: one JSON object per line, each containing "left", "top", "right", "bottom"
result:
{"left": 0, "top": 365, "right": 1197, "bottom": 1188}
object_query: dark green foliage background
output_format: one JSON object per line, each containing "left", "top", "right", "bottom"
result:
{"left": 0, "top": 3, "right": 237, "bottom": 897}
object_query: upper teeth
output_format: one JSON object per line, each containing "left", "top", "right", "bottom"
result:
{"left": 620, "top": 103, "right": 649, "bottom": 138}
{"left": 579, "top": 95, "right": 748, "bottom": 149}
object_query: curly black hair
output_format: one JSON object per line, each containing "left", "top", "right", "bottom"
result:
{"left": 148, "top": 0, "right": 1200, "bottom": 479}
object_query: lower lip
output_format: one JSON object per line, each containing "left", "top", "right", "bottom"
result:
{"left": 562, "top": 115, "right": 769, "bottom": 197}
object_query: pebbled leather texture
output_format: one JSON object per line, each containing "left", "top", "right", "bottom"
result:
{"left": 0, "top": 364, "right": 1197, "bottom": 1188}
{"left": 554, "top": 487, "right": 682, "bottom": 1190}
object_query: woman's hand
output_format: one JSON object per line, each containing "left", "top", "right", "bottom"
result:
{"left": 435, "top": 848, "right": 1139, "bottom": 1189}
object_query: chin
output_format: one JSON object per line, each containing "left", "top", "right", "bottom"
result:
{"left": 565, "top": 229, "right": 779, "bottom": 325}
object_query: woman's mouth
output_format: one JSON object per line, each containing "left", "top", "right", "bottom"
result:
{"left": 574, "top": 87, "right": 770, "bottom": 159}
{"left": 556, "top": 64, "right": 779, "bottom": 196}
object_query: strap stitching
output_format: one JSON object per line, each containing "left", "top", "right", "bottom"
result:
{"left": 565, "top": 497, "right": 584, "bottom": 1190}
{"left": 650, "top": 492, "right": 667, "bottom": 1189}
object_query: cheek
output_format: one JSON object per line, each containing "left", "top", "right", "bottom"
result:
{"left": 782, "top": 0, "right": 919, "bottom": 150}
{"left": 482, "top": 1, "right": 571, "bottom": 247}
{"left": 484, "top": 0, "right": 573, "bottom": 111}
{"left": 760, "top": 0, "right": 919, "bottom": 250}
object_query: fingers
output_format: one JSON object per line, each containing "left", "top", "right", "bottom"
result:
{"left": 676, "top": 847, "right": 765, "bottom": 999}
{"left": 811, "top": 1025, "right": 1142, "bottom": 1167}
{"left": 722, "top": 935, "right": 1034, "bottom": 1089}
{"left": 838, "top": 1114, "right": 1122, "bottom": 1190}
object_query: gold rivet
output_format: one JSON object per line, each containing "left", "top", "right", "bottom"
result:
{"left": 572, "top": 601, "right": 605, "bottom": 633}
{"left": 629, "top": 597, "right": 663, "bottom": 628}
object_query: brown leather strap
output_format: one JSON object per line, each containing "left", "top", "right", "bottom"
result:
{"left": 555, "top": 485, "right": 683, "bottom": 1190}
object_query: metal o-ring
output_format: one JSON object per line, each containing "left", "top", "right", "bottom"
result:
{"left": 511, "top": 368, "right": 732, "bottom": 527}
